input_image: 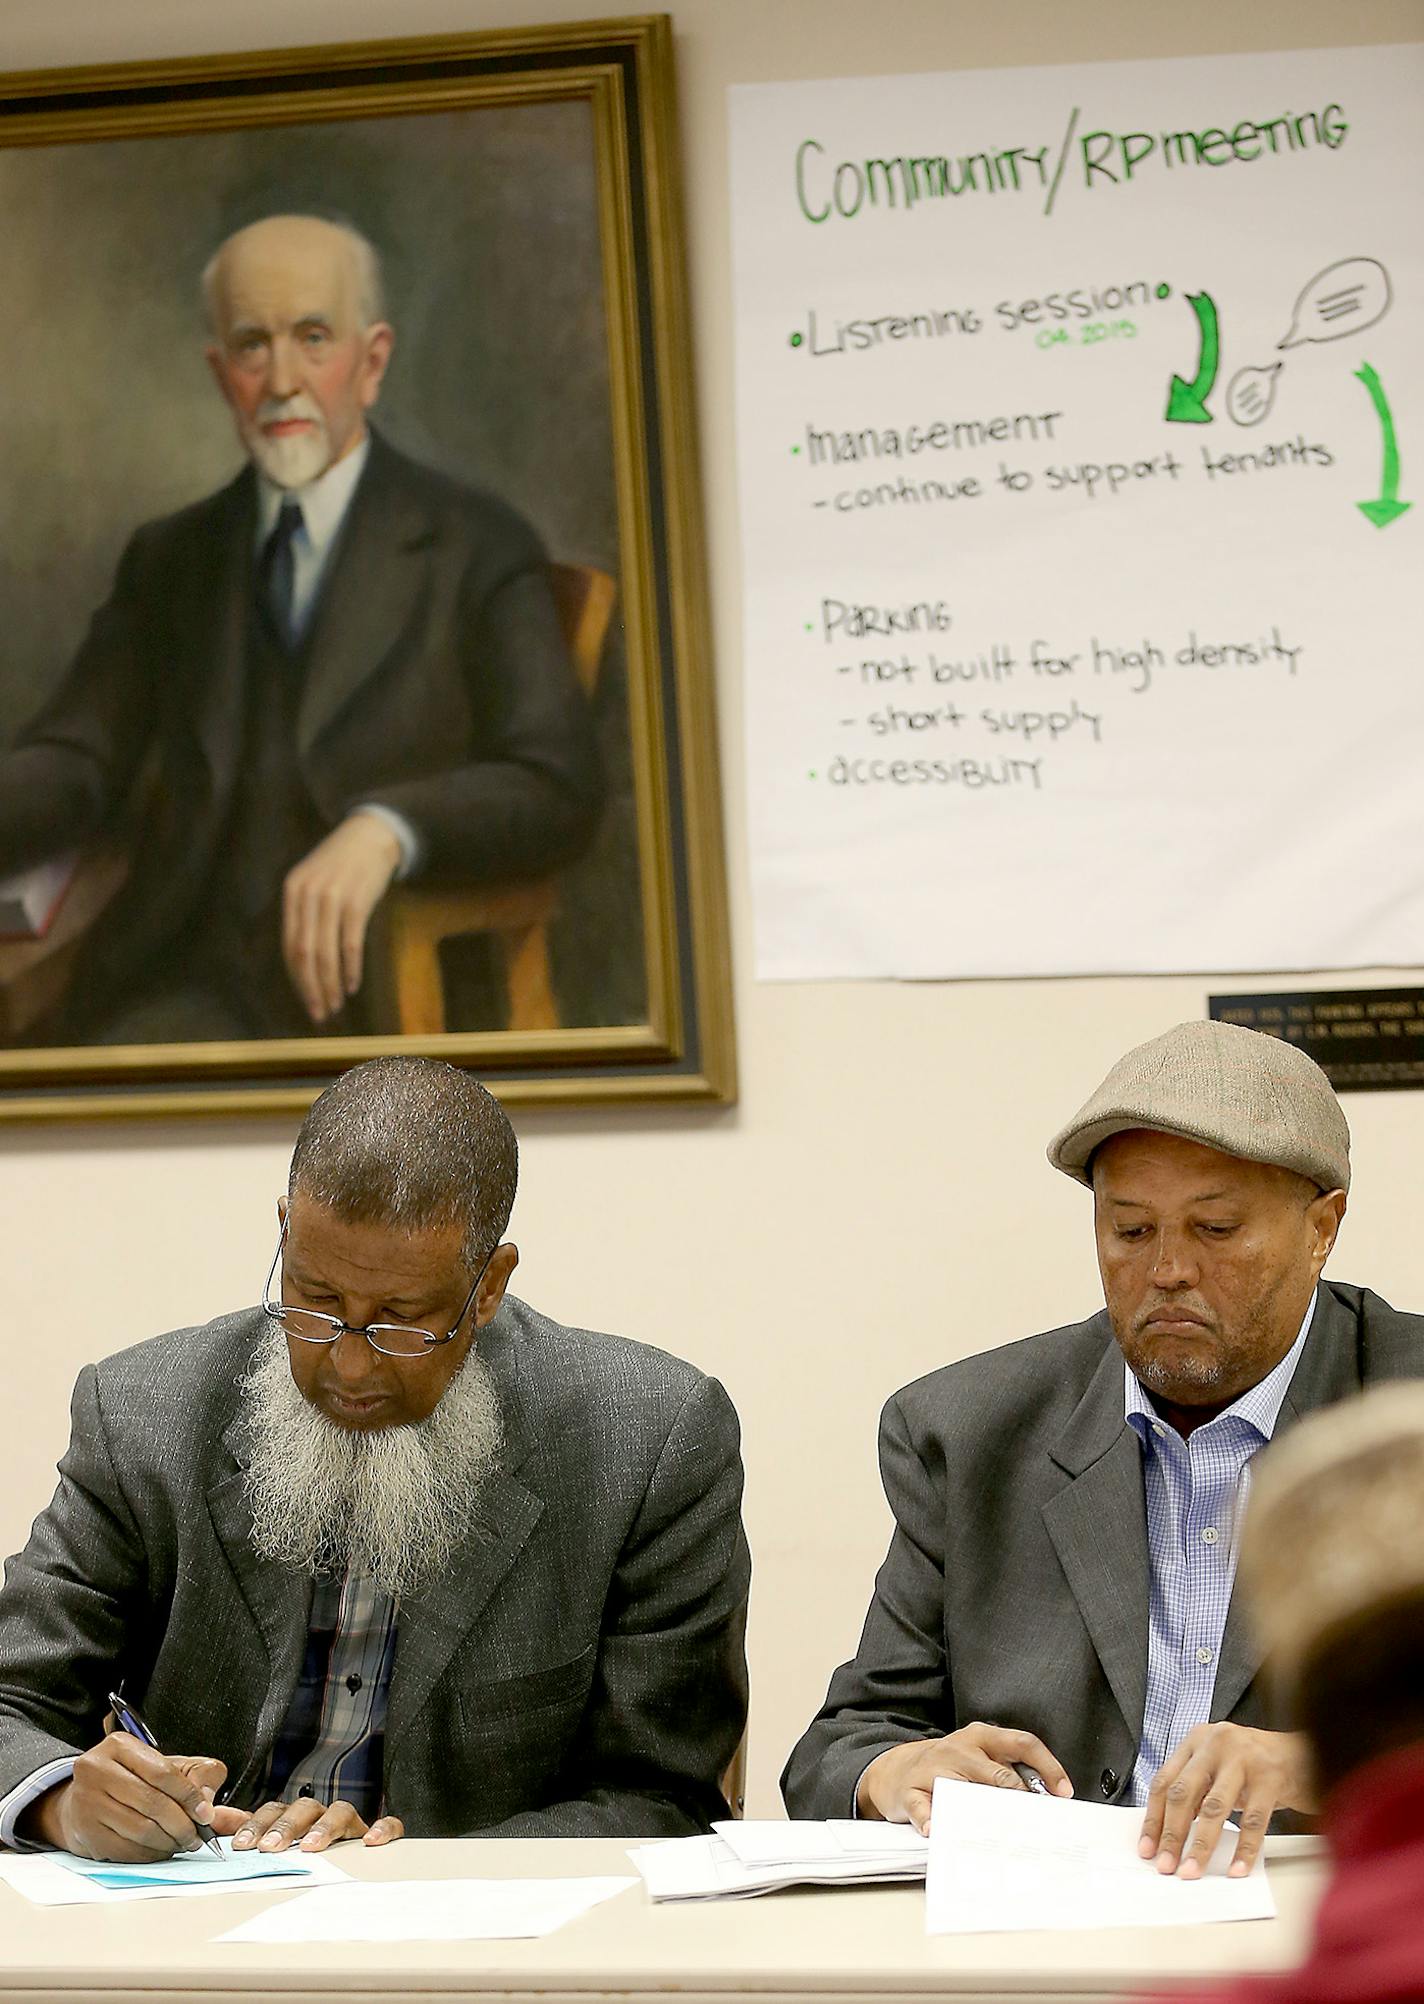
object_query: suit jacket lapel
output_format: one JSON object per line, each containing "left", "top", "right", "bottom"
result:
{"left": 296, "top": 436, "right": 437, "bottom": 756}
{"left": 1276, "top": 1284, "right": 1365, "bottom": 1427}
{"left": 206, "top": 1416, "right": 309, "bottom": 1798}
{"left": 386, "top": 1473, "right": 544, "bottom": 1750}
{"left": 1043, "top": 1332, "right": 1150, "bottom": 1748}
{"left": 1213, "top": 1285, "right": 1364, "bottom": 1722}
{"left": 387, "top": 1309, "right": 544, "bottom": 1751}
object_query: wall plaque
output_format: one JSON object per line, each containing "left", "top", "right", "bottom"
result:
{"left": 1208, "top": 988, "right": 1424, "bottom": 1093}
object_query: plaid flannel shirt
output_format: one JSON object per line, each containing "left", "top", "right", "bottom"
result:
{"left": 266, "top": 1571, "right": 397, "bottom": 1822}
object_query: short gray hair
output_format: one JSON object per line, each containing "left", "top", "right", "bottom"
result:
{"left": 201, "top": 213, "right": 387, "bottom": 335}
{"left": 289, "top": 1058, "right": 517, "bottom": 1275}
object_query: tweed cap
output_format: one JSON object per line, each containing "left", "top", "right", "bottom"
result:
{"left": 1048, "top": 1019, "right": 1350, "bottom": 1192}
{"left": 1240, "top": 1383, "right": 1424, "bottom": 1693}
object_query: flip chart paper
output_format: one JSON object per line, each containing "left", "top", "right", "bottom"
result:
{"left": 731, "top": 46, "right": 1422, "bottom": 980}
{"left": 925, "top": 1777, "right": 1275, "bottom": 1933}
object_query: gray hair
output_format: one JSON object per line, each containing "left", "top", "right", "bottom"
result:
{"left": 201, "top": 214, "right": 387, "bottom": 334}
{"left": 289, "top": 1058, "right": 517, "bottom": 1275}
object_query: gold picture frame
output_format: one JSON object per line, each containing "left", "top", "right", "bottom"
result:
{"left": 0, "top": 16, "right": 734, "bottom": 1119}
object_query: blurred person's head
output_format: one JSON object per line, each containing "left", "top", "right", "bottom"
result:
{"left": 1241, "top": 1381, "right": 1424, "bottom": 1799}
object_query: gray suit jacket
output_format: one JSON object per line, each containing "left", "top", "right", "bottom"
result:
{"left": 0, "top": 1297, "right": 749, "bottom": 1838}
{"left": 782, "top": 1281, "right": 1424, "bottom": 1819}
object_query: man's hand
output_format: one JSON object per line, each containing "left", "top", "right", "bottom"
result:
{"left": 20, "top": 1736, "right": 226, "bottom": 1861}
{"left": 857, "top": 1725, "right": 1074, "bottom": 1834}
{"left": 210, "top": 1797, "right": 404, "bottom": 1852}
{"left": 1139, "top": 1723, "right": 1314, "bottom": 1879}
{"left": 282, "top": 812, "right": 402, "bottom": 1024}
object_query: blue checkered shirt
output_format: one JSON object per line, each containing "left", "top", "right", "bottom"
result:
{"left": 1124, "top": 1294, "right": 1315, "bottom": 1806}
{"left": 266, "top": 1572, "right": 397, "bottom": 1822}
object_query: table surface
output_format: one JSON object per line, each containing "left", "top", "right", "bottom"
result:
{"left": 0, "top": 1836, "right": 1324, "bottom": 2004}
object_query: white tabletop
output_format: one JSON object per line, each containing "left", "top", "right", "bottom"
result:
{"left": 0, "top": 1836, "right": 1323, "bottom": 2004}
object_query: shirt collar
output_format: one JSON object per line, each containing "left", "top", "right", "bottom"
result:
{"left": 1124, "top": 1287, "right": 1317, "bottom": 1443}
{"left": 255, "top": 432, "right": 371, "bottom": 552}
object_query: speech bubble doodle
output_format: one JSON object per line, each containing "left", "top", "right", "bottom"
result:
{"left": 1226, "top": 363, "right": 1284, "bottom": 427}
{"left": 1278, "top": 258, "right": 1392, "bottom": 349}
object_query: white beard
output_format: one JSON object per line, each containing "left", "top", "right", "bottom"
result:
{"left": 238, "top": 1333, "right": 504, "bottom": 1602}
{"left": 242, "top": 394, "right": 333, "bottom": 489}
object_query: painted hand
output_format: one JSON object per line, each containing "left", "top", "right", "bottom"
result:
{"left": 282, "top": 811, "right": 402, "bottom": 1023}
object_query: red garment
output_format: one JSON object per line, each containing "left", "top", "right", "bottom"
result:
{"left": 1148, "top": 1745, "right": 1424, "bottom": 2004}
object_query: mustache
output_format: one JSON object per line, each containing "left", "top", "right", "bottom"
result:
{"left": 254, "top": 393, "right": 324, "bottom": 428}
{"left": 1133, "top": 1298, "right": 1217, "bottom": 1334}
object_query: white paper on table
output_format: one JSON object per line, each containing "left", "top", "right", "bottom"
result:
{"left": 713, "top": 1820, "right": 928, "bottom": 1870}
{"left": 0, "top": 1839, "right": 350, "bottom": 1907}
{"left": 630, "top": 1831, "right": 926, "bottom": 1901}
{"left": 628, "top": 1835, "right": 775, "bottom": 1901}
{"left": 926, "top": 1776, "right": 1276, "bottom": 1934}
{"left": 217, "top": 1875, "right": 636, "bottom": 1944}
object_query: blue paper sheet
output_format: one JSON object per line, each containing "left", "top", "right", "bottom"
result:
{"left": 55, "top": 1841, "right": 314, "bottom": 1891}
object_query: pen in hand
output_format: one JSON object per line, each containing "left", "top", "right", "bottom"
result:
{"left": 1012, "top": 1762, "right": 1051, "bottom": 1796}
{"left": 107, "top": 1690, "right": 224, "bottom": 1858}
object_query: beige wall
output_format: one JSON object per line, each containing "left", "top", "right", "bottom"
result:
{"left": 1, "top": 0, "right": 1420, "bottom": 1818}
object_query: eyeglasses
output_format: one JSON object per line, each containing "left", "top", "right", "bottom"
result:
{"left": 260, "top": 1224, "right": 489, "bottom": 1360}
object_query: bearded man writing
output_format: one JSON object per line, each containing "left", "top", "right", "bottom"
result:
{"left": 0, "top": 1058, "right": 749, "bottom": 1858}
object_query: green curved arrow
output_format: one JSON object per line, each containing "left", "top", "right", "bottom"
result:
{"left": 1165, "top": 292, "right": 1220, "bottom": 424}
{"left": 1355, "top": 362, "right": 1412, "bottom": 527}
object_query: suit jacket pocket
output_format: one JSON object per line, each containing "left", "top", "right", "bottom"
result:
{"left": 463, "top": 1644, "right": 597, "bottom": 1726}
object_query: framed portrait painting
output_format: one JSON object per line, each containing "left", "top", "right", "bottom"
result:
{"left": 0, "top": 16, "right": 735, "bottom": 1118}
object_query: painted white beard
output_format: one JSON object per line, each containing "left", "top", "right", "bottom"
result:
{"left": 243, "top": 395, "right": 333, "bottom": 488}
{"left": 239, "top": 1332, "right": 504, "bottom": 1602}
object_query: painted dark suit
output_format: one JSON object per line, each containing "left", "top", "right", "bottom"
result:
{"left": 0, "top": 432, "right": 602, "bottom": 1037}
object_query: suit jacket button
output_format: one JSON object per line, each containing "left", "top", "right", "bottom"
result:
{"left": 1100, "top": 1768, "right": 1119, "bottom": 1798}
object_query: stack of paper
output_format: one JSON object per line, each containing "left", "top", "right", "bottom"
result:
{"left": 925, "top": 1777, "right": 1277, "bottom": 1935}
{"left": 628, "top": 1820, "right": 928, "bottom": 1901}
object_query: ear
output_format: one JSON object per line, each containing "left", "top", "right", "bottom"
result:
{"left": 473, "top": 1243, "right": 519, "bottom": 1328}
{"left": 358, "top": 323, "right": 395, "bottom": 410}
{"left": 1306, "top": 1188, "right": 1347, "bottom": 1272}
{"left": 276, "top": 1194, "right": 289, "bottom": 1227}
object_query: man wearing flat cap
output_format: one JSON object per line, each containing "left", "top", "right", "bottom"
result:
{"left": 783, "top": 1020, "right": 1424, "bottom": 1882}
